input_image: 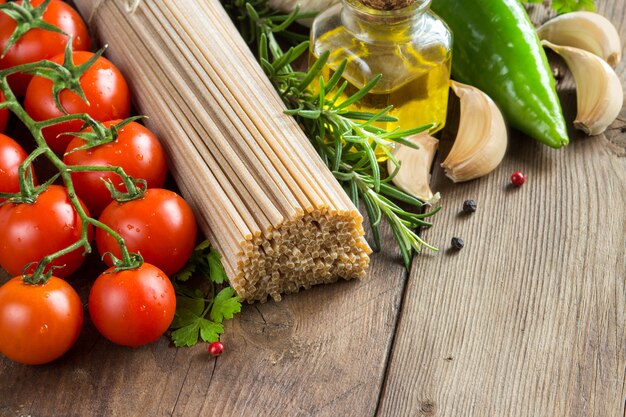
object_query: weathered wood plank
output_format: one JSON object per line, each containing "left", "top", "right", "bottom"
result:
{"left": 377, "top": 2, "right": 626, "bottom": 416}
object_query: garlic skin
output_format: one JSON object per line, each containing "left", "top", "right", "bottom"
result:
{"left": 542, "top": 41, "right": 624, "bottom": 136}
{"left": 537, "top": 11, "right": 622, "bottom": 68}
{"left": 441, "top": 81, "right": 507, "bottom": 183}
{"left": 388, "top": 132, "right": 439, "bottom": 202}
{"left": 268, "top": 0, "right": 341, "bottom": 26}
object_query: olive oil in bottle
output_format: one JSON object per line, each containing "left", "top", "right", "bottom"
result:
{"left": 309, "top": 0, "right": 453, "bottom": 133}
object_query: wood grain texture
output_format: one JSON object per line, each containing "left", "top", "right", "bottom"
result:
{"left": 377, "top": 2, "right": 626, "bottom": 416}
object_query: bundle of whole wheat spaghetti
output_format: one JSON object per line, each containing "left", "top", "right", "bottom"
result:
{"left": 72, "top": 0, "right": 371, "bottom": 302}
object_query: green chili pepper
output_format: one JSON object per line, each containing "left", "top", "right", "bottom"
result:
{"left": 431, "top": 0, "right": 569, "bottom": 148}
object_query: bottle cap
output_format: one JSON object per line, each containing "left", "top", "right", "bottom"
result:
{"left": 359, "top": 0, "right": 416, "bottom": 10}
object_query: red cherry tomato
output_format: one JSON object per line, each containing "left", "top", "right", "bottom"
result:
{"left": 88, "top": 263, "right": 176, "bottom": 347}
{"left": 96, "top": 189, "right": 197, "bottom": 276}
{"left": 0, "top": 184, "right": 92, "bottom": 277}
{"left": 0, "top": 276, "right": 83, "bottom": 365}
{"left": 64, "top": 120, "right": 168, "bottom": 216}
{"left": 0, "top": 133, "right": 37, "bottom": 203}
{"left": 0, "top": 91, "right": 8, "bottom": 132}
{"left": 24, "top": 51, "right": 131, "bottom": 154}
{"left": 0, "top": 0, "right": 91, "bottom": 96}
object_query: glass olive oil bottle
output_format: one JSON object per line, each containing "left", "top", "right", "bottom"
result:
{"left": 309, "top": 0, "right": 452, "bottom": 133}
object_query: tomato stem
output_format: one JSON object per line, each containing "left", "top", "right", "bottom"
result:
{"left": 25, "top": 236, "right": 90, "bottom": 285}
{"left": 33, "top": 112, "right": 98, "bottom": 129}
{"left": 0, "top": 59, "right": 64, "bottom": 79}
{"left": 0, "top": 2, "right": 33, "bottom": 22}
{"left": 16, "top": 147, "right": 45, "bottom": 200}
{"left": 84, "top": 218, "right": 135, "bottom": 266}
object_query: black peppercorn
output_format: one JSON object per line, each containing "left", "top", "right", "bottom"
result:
{"left": 462, "top": 199, "right": 477, "bottom": 213}
{"left": 451, "top": 237, "right": 464, "bottom": 249}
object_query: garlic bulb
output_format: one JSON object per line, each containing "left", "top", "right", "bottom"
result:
{"left": 441, "top": 81, "right": 508, "bottom": 183}
{"left": 542, "top": 41, "right": 624, "bottom": 136}
{"left": 388, "top": 132, "right": 439, "bottom": 202}
{"left": 537, "top": 11, "right": 622, "bottom": 68}
{"left": 268, "top": 0, "right": 341, "bottom": 26}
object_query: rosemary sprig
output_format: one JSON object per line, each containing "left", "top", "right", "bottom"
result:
{"left": 222, "top": 1, "right": 441, "bottom": 269}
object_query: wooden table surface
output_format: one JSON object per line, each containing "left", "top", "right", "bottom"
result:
{"left": 1, "top": 2, "right": 625, "bottom": 417}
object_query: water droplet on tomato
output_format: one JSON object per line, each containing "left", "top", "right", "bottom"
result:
{"left": 160, "top": 293, "right": 165, "bottom": 298}
{"left": 126, "top": 224, "right": 134, "bottom": 230}
{"left": 139, "top": 305, "right": 146, "bottom": 312}
{"left": 136, "top": 154, "right": 143, "bottom": 161}
{"left": 39, "top": 324, "right": 48, "bottom": 334}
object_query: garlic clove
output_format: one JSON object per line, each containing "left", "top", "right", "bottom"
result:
{"left": 441, "top": 81, "right": 508, "bottom": 183}
{"left": 388, "top": 132, "right": 439, "bottom": 202}
{"left": 542, "top": 41, "right": 624, "bottom": 136}
{"left": 537, "top": 11, "right": 622, "bottom": 68}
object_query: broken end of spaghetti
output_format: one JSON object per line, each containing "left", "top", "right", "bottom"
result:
{"left": 230, "top": 207, "right": 370, "bottom": 303}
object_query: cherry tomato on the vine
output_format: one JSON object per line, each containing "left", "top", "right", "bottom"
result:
{"left": 0, "top": 133, "right": 37, "bottom": 202}
{"left": 0, "top": 184, "right": 93, "bottom": 277}
{"left": 0, "top": 0, "right": 91, "bottom": 96}
{"left": 0, "top": 276, "right": 83, "bottom": 365}
{"left": 96, "top": 189, "right": 197, "bottom": 276}
{"left": 0, "top": 91, "right": 8, "bottom": 133}
{"left": 88, "top": 263, "right": 176, "bottom": 347}
{"left": 64, "top": 120, "right": 168, "bottom": 216}
{"left": 24, "top": 51, "right": 131, "bottom": 154}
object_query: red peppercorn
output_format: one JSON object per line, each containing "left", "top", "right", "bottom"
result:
{"left": 511, "top": 171, "right": 526, "bottom": 186}
{"left": 208, "top": 341, "right": 224, "bottom": 357}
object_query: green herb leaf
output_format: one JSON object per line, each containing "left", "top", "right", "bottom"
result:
{"left": 173, "top": 262, "right": 195, "bottom": 282}
{"left": 177, "top": 296, "right": 205, "bottom": 317}
{"left": 550, "top": 0, "right": 595, "bottom": 13}
{"left": 171, "top": 305, "right": 202, "bottom": 330}
{"left": 207, "top": 248, "right": 228, "bottom": 284}
{"left": 210, "top": 287, "right": 242, "bottom": 323}
{"left": 170, "top": 242, "right": 241, "bottom": 347}
{"left": 199, "top": 319, "right": 224, "bottom": 343}
{"left": 170, "top": 308, "right": 227, "bottom": 346}
{"left": 171, "top": 321, "right": 201, "bottom": 347}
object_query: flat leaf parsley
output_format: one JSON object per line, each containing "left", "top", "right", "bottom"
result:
{"left": 170, "top": 242, "right": 242, "bottom": 347}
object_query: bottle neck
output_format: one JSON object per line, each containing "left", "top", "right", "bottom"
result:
{"left": 341, "top": 0, "right": 430, "bottom": 41}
